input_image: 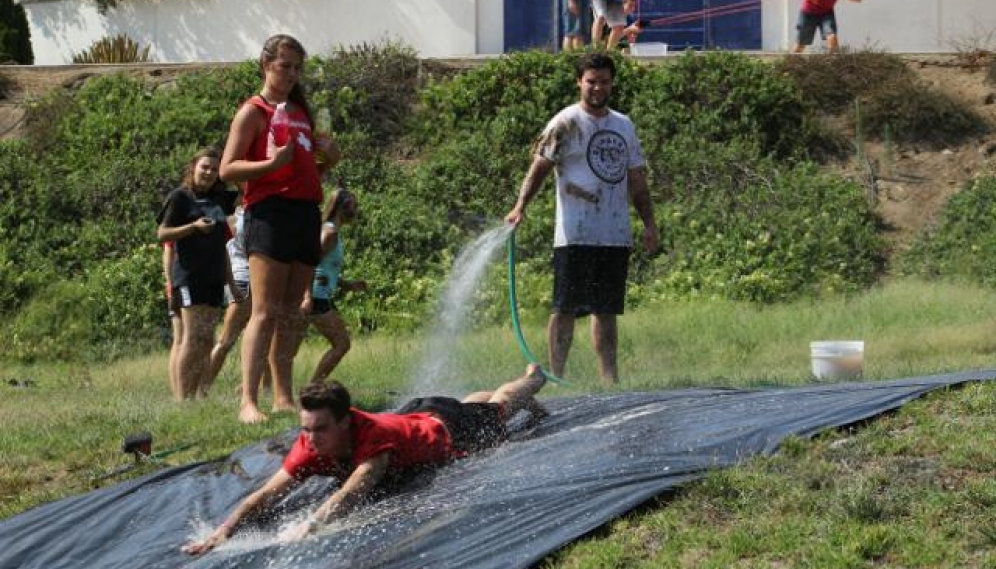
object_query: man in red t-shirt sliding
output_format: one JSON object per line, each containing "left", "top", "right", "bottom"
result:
{"left": 182, "top": 364, "right": 548, "bottom": 555}
{"left": 793, "top": 0, "right": 862, "bottom": 53}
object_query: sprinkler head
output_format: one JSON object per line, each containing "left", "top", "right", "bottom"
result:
{"left": 122, "top": 432, "right": 153, "bottom": 460}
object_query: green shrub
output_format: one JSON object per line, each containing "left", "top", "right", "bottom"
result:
{"left": 779, "top": 50, "right": 987, "bottom": 148}
{"left": 307, "top": 41, "right": 421, "bottom": 147}
{"left": 860, "top": 77, "right": 988, "bottom": 147}
{"left": 777, "top": 50, "right": 913, "bottom": 114}
{"left": 0, "top": 0, "right": 33, "bottom": 64}
{"left": 71, "top": 33, "right": 152, "bottom": 64}
{"left": 638, "top": 140, "right": 885, "bottom": 302}
{"left": 2, "top": 245, "right": 165, "bottom": 362}
{"left": 900, "top": 175, "right": 996, "bottom": 285}
{"left": 342, "top": 186, "right": 461, "bottom": 333}
{"left": 0, "top": 45, "right": 901, "bottom": 361}
{"left": 633, "top": 51, "right": 822, "bottom": 161}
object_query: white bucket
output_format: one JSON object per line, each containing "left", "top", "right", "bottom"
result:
{"left": 630, "top": 42, "right": 668, "bottom": 56}
{"left": 810, "top": 340, "right": 864, "bottom": 380}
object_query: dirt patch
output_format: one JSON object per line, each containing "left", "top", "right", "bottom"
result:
{"left": 839, "top": 54, "right": 996, "bottom": 254}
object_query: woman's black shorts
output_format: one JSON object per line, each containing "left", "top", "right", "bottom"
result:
{"left": 244, "top": 196, "right": 321, "bottom": 266}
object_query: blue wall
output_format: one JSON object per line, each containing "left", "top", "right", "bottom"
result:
{"left": 504, "top": 0, "right": 556, "bottom": 52}
{"left": 637, "top": 0, "right": 762, "bottom": 50}
{"left": 504, "top": 0, "right": 762, "bottom": 52}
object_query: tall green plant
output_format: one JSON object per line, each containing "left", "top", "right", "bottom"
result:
{"left": 71, "top": 33, "right": 152, "bottom": 64}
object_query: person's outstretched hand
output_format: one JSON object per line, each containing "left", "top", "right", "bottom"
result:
{"left": 181, "top": 527, "right": 228, "bottom": 556}
{"left": 276, "top": 519, "right": 317, "bottom": 543}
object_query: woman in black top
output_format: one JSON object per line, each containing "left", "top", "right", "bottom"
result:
{"left": 157, "top": 147, "right": 239, "bottom": 400}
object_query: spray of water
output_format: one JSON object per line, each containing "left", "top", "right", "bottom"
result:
{"left": 406, "top": 224, "right": 513, "bottom": 399}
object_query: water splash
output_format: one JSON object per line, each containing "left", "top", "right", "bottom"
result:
{"left": 407, "top": 224, "right": 513, "bottom": 398}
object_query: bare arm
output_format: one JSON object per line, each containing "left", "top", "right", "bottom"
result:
{"left": 182, "top": 468, "right": 297, "bottom": 556}
{"left": 157, "top": 218, "right": 215, "bottom": 243}
{"left": 319, "top": 224, "right": 339, "bottom": 259}
{"left": 505, "top": 154, "right": 555, "bottom": 226}
{"left": 312, "top": 453, "right": 389, "bottom": 524}
{"left": 627, "top": 167, "right": 659, "bottom": 253}
{"left": 162, "top": 244, "right": 175, "bottom": 289}
{"left": 279, "top": 453, "right": 391, "bottom": 542}
{"left": 219, "top": 104, "right": 294, "bottom": 183}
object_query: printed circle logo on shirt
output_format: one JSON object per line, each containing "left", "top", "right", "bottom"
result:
{"left": 586, "top": 129, "right": 628, "bottom": 184}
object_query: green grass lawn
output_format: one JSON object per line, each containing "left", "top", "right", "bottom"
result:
{"left": 3, "top": 278, "right": 996, "bottom": 567}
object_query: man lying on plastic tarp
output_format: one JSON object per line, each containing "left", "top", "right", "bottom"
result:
{"left": 182, "top": 364, "right": 549, "bottom": 555}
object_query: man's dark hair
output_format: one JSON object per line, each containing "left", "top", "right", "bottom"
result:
{"left": 299, "top": 381, "right": 351, "bottom": 420}
{"left": 576, "top": 52, "right": 616, "bottom": 80}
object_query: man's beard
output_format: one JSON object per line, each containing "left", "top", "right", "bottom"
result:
{"left": 585, "top": 93, "right": 609, "bottom": 109}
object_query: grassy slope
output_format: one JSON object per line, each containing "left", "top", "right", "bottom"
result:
{"left": 2, "top": 279, "right": 996, "bottom": 566}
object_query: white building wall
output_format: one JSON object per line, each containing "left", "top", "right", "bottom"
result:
{"left": 19, "top": 0, "right": 996, "bottom": 65}
{"left": 763, "top": 0, "right": 996, "bottom": 53}
{"left": 21, "top": 0, "right": 484, "bottom": 64}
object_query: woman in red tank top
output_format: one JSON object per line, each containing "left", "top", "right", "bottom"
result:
{"left": 220, "top": 34, "right": 341, "bottom": 424}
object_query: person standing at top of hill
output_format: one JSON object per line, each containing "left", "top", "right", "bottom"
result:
{"left": 220, "top": 34, "right": 341, "bottom": 424}
{"left": 157, "top": 147, "right": 239, "bottom": 400}
{"left": 591, "top": 0, "right": 628, "bottom": 50}
{"left": 563, "top": 0, "right": 591, "bottom": 51}
{"left": 793, "top": 0, "right": 861, "bottom": 53}
{"left": 505, "top": 52, "right": 658, "bottom": 385}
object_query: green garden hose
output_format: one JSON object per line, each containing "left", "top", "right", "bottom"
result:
{"left": 507, "top": 230, "right": 568, "bottom": 386}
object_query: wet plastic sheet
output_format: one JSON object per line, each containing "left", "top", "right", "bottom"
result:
{"left": 4, "top": 369, "right": 996, "bottom": 569}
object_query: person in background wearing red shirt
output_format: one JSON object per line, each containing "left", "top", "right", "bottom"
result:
{"left": 793, "top": 0, "right": 861, "bottom": 53}
{"left": 181, "top": 364, "right": 548, "bottom": 556}
{"left": 220, "top": 34, "right": 340, "bottom": 424}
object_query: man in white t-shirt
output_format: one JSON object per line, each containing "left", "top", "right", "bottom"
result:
{"left": 505, "top": 52, "right": 658, "bottom": 385}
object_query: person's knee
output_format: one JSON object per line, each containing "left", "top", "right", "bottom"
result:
{"left": 251, "top": 303, "right": 280, "bottom": 325}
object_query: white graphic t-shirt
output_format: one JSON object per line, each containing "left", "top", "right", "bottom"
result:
{"left": 536, "top": 103, "right": 645, "bottom": 247}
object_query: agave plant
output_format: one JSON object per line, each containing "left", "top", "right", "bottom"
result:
{"left": 71, "top": 33, "right": 152, "bottom": 64}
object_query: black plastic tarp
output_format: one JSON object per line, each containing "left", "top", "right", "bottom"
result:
{"left": 4, "top": 369, "right": 996, "bottom": 569}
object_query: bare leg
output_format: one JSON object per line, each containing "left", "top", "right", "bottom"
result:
{"left": 548, "top": 312, "right": 575, "bottom": 379}
{"left": 481, "top": 364, "right": 548, "bottom": 418}
{"left": 605, "top": 25, "right": 625, "bottom": 50}
{"left": 591, "top": 15, "right": 606, "bottom": 47}
{"left": 207, "top": 298, "right": 251, "bottom": 388}
{"left": 462, "top": 390, "right": 493, "bottom": 403}
{"left": 268, "top": 261, "right": 314, "bottom": 413}
{"left": 239, "top": 254, "right": 289, "bottom": 424}
{"left": 591, "top": 313, "right": 619, "bottom": 385}
{"left": 793, "top": 44, "right": 806, "bottom": 53}
{"left": 168, "top": 313, "right": 183, "bottom": 401}
{"left": 309, "top": 309, "right": 351, "bottom": 383}
{"left": 178, "top": 305, "right": 219, "bottom": 399}
{"left": 827, "top": 33, "right": 839, "bottom": 53}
